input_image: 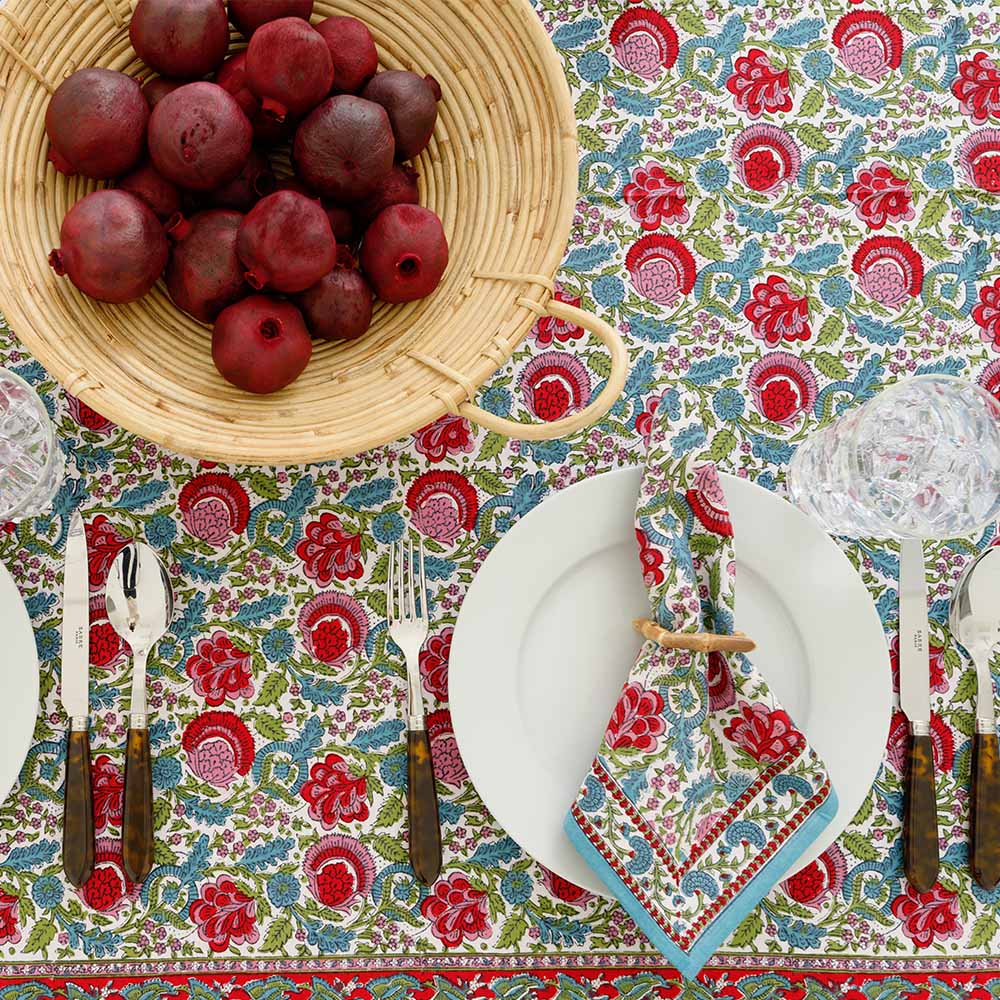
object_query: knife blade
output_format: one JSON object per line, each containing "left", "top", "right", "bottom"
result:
{"left": 61, "top": 511, "right": 95, "bottom": 887}
{"left": 899, "top": 538, "right": 939, "bottom": 892}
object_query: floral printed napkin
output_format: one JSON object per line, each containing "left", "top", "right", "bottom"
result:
{"left": 565, "top": 415, "right": 838, "bottom": 978}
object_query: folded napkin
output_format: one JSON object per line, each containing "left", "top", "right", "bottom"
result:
{"left": 564, "top": 439, "right": 838, "bottom": 977}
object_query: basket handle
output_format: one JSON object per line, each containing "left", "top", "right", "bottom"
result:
{"left": 457, "top": 299, "right": 629, "bottom": 441}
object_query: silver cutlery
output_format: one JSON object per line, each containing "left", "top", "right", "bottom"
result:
{"left": 387, "top": 536, "right": 442, "bottom": 885}
{"left": 61, "top": 511, "right": 94, "bottom": 887}
{"left": 951, "top": 545, "right": 1000, "bottom": 891}
{"left": 106, "top": 542, "right": 174, "bottom": 883}
{"left": 899, "top": 539, "right": 939, "bottom": 891}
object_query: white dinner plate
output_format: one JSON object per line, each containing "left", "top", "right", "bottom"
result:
{"left": 451, "top": 468, "right": 891, "bottom": 896}
{"left": 0, "top": 558, "right": 39, "bottom": 805}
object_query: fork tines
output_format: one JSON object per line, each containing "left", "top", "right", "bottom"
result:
{"left": 387, "top": 536, "right": 427, "bottom": 624}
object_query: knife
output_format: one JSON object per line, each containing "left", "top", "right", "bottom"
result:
{"left": 61, "top": 511, "right": 95, "bottom": 887}
{"left": 899, "top": 539, "right": 939, "bottom": 892}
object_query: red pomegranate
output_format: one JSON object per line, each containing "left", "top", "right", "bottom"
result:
{"left": 142, "top": 76, "right": 184, "bottom": 109}
{"left": 353, "top": 163, "right": 420, "bottom": 230}
{"left": 45, "top": 69, "right": 148, "bottom": 179}
{"left": 360, "top": 204, "right": 448, "bottom": 303}
{"left": 323, "top": 203, "right": 354, "bottom": 243}
{"left": 207, "top": 149, "right": 275, "bottom": 211}
{"left": 49, "top": 190, "right": 168, "bottom": 303}
{"left": 246, "top": 17, "right": 334, "bottom": 121}
{"left": 362, "top": 70, "right": 441, "bottom": 160}
{"left": 315, "top": 16, "right": 378, "bottom": 94}
{"left": 148, "top": 82, "right": 253, "bottom": 192}
{"left": 228, "top": 0, "right": 314, "bottom": 38}
{"left": 129, "top": 0, "right": 230, "bottom": 79}
{"left": 212, "top": 296, "right": 312, "bottom": 394}
{"left": 166, "top": 210, "right": 248, "bottom": 323}
{"left": 293, "top": 95, "right": 394, "bottom": 202}
{"left": 236, "top": 190, "right": 337, "bottom": 293}
{"left": 215, "top": 51, "right": 294, "bottom": 146}
{"left": 296, "top": 248, "right": 373, "bottom": 341}
{"left": 118, "top": 161, "right": 182, "bottom": 221}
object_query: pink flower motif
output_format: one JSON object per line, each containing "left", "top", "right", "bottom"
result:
{"left": 980, "top": 357, "right": 1000, "bottom": 401}
{"left": 427, "top": 709, "right": 468, "bottom": 786}
{"left": 412, "top": 415, "right": 476, "bottom": 463}
{"left": 420, "top": 627, "right": 453, "bottom": 702}
{"left": 420, "top": 872, "right": 492, "bottom": 947}
{"left": 635, "top": 392, "right": 667, "bottom": 446}
{"left": 89, "top": 595, "right": 126, "bottom": 670}
{"left": 973, "top": 278, "right": 1000, "bottom": 351}
{"left": 832, "top": 11, "right": 903, "bottom": 81}
{"left": 185, "top": 631, "right": 255, "bottom": 706}
{"left": 85, "top": 515, "right": 129, "bottom": 592}
{"left": 300, "top": 753, "right": 369, "bottom": 828}
{"left": 845, "top": 161, "right": 914, "bottom": 230}
{"left": 190, "top": 876, "right": 259, "bottom": 953}
{"left": 0, "top": 892, "right": 18, "bottom": 946}
{"left": 296, "top": 513, "right": 364, "bottom": 585}
{"left": 625, "top": 234, "right": 696, "bottom": 306}
{"left": 886, "top": 710, "right": 954, "bottom": 775}
{"left": 519, "top": 352, "right": 591, "bottom": 423}
{"left": 707, "top": 651, "right": 736, "bottom": 711}
{"left": 725, "top": 48, "right": 792, "bottom": 119}
{"left": 539, "top": 866, "right": 595, "bottom": 907}
{"left": 748, "top": 352, "right": 817, "bottom": 427}
{"left": 959, "top": 129, "right": 1000, "bottom": 192}
{"left": 723, "top": 701, "right": 803, "bottom": 762}
{"left": 76, "top": 838, "right": 140, "bottom": 916}
{"left": 406, "top": 471, "right": 479, "bottom": 545}
{"left": 743, "top": 276, "right": 811, "bottom": 347}
{"left": 783, "top": 844, "right": 847, "bottom": 908}
{"left": 953, "top": 52, "right": 1000, "bottom": 124}
{"left": 181, "top": 711, "right": 255, "bottom": 788}
{"left": 623, "top": 163, "right": 688, "bottom": 230}
{"left": 178, "top": 474, "right": 250, "bottom": 547}
{"left": 533, "top": 293, "right": 584, "bottom": 346}
{"left": 852, "top": 237, "right": 923, "bottom": 309}
{"left": 91, "top": 754, "right": 123, "bottom": 834}
{"left": 304, "top": 834, "right": 374, "bottom": 910}
{"left": 635, "top": 528, "right": 664, "bottom": 587}
{"left": 731, "top": 124, "right": 800, "bottom": 195}
{"left": 891, "top": 883, "right": 963, "bottom": 948}
{"left": 67, "top": 394, "right": 114, "bottom": 433}
{"left": 609, "top": 8, "right": 678, "bottom": 80}
{"left": 687, "top": 464, "right": 732, "bottom": 538}
{"left": 298, "top": 592, "right": 369, "bottom": 666}
{"left": 605, "top": 682, "right": 666, "bottom": 752}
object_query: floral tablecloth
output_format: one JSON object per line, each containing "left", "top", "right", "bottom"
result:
{"left": 3, "top": 0, "right": 1000, "bottom": 996}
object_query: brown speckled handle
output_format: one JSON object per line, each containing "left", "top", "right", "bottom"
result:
{"left": 407, "top": 729, "right": 442, "bottom": 886}
{"left": 122, "top": 727, "right": 154, "bottom": 884}
{"left": 63, "top": 729, "right": 95, "bottom": 888}
{"left": 904, "top": 731, "right": 939, "bottom": 893}
{"left": 972, "top": 731, "right": 1000, "bottom": 891}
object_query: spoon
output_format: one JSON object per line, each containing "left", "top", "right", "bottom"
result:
{"left": 106, "top": 542, "right": 174, "bottom": 883}
{"left": 950, "top": 545, "right": 1000, "bottom": 891}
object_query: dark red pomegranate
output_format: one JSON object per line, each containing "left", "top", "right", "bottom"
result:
{"left": 207, "top": 149, "right": 275, "bottom": 211}
{"left": 275, "top": 177, "right": 316, "bottom": 197}
{"left": 246, "top": 18, "right": 334, "bottom": 121}
{"left": 130, "top": 0, "right": 230, "bottom": 79}
{"left": 215, "top": 51, "right": 294, "bottom": 146}
{"left": 45, "top": 69, "right": 148, "bottom": 178}
{"left": 166, "top": 209, "right": 247, "bottom": 323}
{"left": 237, "top": 190, "right": 337, "bottom": 293}
{"left": 324, "top": 203, "right": 354, "bottom": 243}
{"left": 360, "top": 204, "right": 447, "bottom": 303}
{"left": 118, "top": 161, "right": 182, "bottom": 221}
{"left": 293, "top": 95, "right": 394, "bottom": 202}
{"left": 148, "top": 82, "right": 253, "bottom": 192}
{"left": 142, "top": 76, "right": 184, "bottom": 109}
{"left": 362, "top": 71, "right": 441, "bottom": 160}
{"left": 296, "top": 247, "right": 373, "bottom": 341}
{"left": 49, "top": 190, "right": 168, "bottom": 303}
{"left": 353, "top": 163, "right": 419, "bottom": 230}
{"left": 213, "top": 295, "right": 312, "bottom": 394}
{"left": 315, "top": 16, "right": 378, "bottom": 94}
{"left": 229, "top": 0, "right": 314, "bottom": 38}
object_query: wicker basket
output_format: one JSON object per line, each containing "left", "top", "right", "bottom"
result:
{"left": 0, "top": 0, "right": 627, "bottom": 465}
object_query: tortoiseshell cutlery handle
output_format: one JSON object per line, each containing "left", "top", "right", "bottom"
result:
{"left": 407, "top": 727, "right": 442, "bottom": 886}
{"left": 972, "top": 728, "right": 1000, "bottom": 891}
{"left": 904, "top": 728, "right": 939, "bottom": 893}
{"left": 63, "top": 725, "right": 95, "bottom": 887}
{"left": 122, "top": 726, "right": 154, "bottom": 884}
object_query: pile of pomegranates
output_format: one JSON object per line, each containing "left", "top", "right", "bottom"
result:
{"left": 45, "top": 0, "right": 449, "bottom": 395}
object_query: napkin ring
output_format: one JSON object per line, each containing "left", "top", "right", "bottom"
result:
{"left": 633, "top": 618, "right": 756, "bottom": 654}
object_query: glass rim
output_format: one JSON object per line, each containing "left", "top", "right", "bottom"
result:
{"left": 0, "top": 367, "right": 59, "bottom": 515}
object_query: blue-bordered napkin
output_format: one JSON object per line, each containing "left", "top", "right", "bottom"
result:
{"left": 564, "top": 439, "right": 838, "bottom": 978}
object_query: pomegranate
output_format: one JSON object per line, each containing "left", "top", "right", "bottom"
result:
{"left": 142, "top": 76, "right": 184, "bottom": 109}
{"left": 229, "top": 0, "right": 314, "bottom": 38}
{"left": 246, "top": 18, "right": 334, "bottom": 121}
{"left": 118, "top": 161, "right": 182, "bottom": 221}
{"left": 362, "top": 71, "right": 441, "bottom": 160}
{"left": 296, "top": 247, "right": 373, "bottom": 341}
{"left": 213, "top": 295, "right": 312, "bottom": 394}
{"left": 293, "top": 95, "right": 394, "bottom": 201}
{"left": 165, "top": 210, "right": 247, "bottom": 323}
{"left": 275, "top": 177, "right": 316, "bottom": 197}
{"left": 360, "top": 204, "right": 448, "bottom": 303}
{"left": 207, "top": 149, "right": 275, "bottom": 211}
{"left": 129, "top": 0, "right": 229, "bottom": 79}
{"left": 45, "top": 69, "right": 148, "bottom": 179}
{"left": 323, "top": 203, "right": 354, "bottom": 243}
{"left": 237, "top": 190, "right": 337, "bottom": 293}
{"left": 148, "top": 82, "right": 253, "bottom": 192}
{"left": 353, "top": 163, "right": 419, "bottom": 230}
{"left": 315, "top": 16, "right": 378, "bottom": 94}
{"left": 215, "top": 51, "right": 294, "bottom": 145}
{"left": 49, "top": 190, "right": 168, "bottom": 303}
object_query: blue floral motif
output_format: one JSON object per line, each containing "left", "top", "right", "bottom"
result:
{"left": 479, "top": 386, "right": 512, "bottom": 418}
{"left": 712, "top": 388, "right": 745, "bottom": 422}
{"left": 577, "top": 51, "right": 610, "bottom": 83}
{"left": 31, "top": 875, "right": 63, "bottom": 908}
{"left": 819, "top": 276, "right": 852, "bottom": 308}
{"left": 592, "top": 274, "right": 625, "bottom": 306}
{"left": 696, "top": 160, "right": 730, "bottom": 192}
{"left": 152, "top": 756, "right": 182, "bottom": 790}
{"left": 500, "top": 871, "right": 534, "bottom": 904}
{"left": 267, "top": 872, "right": 301, "bottom": 907}
{"left": 145, "top": 514, "right": 177, "bottom": 547}
{"left": 802, "top": 49, "right": 833, "bottom": 80}
{"left": 262, "top": 628, "right": 295, "bottom": 662}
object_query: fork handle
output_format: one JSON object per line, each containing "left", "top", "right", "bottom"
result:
{"left": 407, "top": 727, "right": 442, "bottom": 886}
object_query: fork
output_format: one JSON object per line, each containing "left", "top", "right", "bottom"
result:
{"left": 387, "top": 536, "right": 442, "bottom": 885}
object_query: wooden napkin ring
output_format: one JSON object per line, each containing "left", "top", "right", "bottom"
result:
{"left": 633, "top": 618, "right": 756, "bottom": 654}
